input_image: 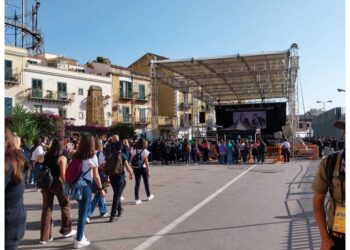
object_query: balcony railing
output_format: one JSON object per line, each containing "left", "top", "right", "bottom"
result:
{"left": 158, "top": 116, "right": 175, "bottom": 127}
{"left": 134, "top": 117, "right": 152, "bottom": 125}
{"left": 28, "top": 90, "right": 75, "bottom": 103}
{"left": 5, "top": 71, "right": 21, "bottom": 86}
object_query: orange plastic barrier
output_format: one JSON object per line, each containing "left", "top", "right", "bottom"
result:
{"left": 291, "top": 144, "right": 319, "bottom": 160}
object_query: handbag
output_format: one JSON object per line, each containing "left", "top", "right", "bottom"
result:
{"left": 64, "top": 167, "right": 91, "bottom": 200}
{"left": 37, "top": 165, "right": 54, "bottom": 189}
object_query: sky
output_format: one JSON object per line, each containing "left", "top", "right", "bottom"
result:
{"left": 5, "top": 0, "right": 346, "bottom": 114}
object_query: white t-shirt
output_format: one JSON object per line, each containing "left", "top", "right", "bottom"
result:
{"left": 31, "top": 145, "right": 45, "bottom": 161}
{"left": 282, "top": 141, "right": 291, "bottom": 149}
{"left": 82, "top": 155, "right": 98, "bottom": 181}
{"left": 96, "top": 151, "right": 106, "bottom": 166}
{"left": 131, "top": 149, "right": 150, "bottom": 168}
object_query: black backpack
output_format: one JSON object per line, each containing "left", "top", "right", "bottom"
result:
{"left": 105, "top": 152, "right": 124, "bottom": 176}
{"left": 325, "top": 152, "right": 344, "bottom": 215}
{"left": 37, "top": 159, "right": 54, "bottom": 189}
{"left": 131, "top": 150, "right": 144, "bottom": 168}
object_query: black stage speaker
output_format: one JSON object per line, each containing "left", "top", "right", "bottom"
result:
{"left": 199, "top": 112, "right": 206, "bottom": 123}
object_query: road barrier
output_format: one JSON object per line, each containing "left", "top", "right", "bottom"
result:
{"left": 265, "top": 144, "right": 319, "bottom": 162}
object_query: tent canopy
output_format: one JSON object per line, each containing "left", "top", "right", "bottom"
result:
{"left": 152, "top": 48, "right": 293, "bottom": 105}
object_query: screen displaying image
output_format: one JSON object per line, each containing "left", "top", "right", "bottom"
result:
{"left": 232, "top": 111, "right": 267, "bottom": 130}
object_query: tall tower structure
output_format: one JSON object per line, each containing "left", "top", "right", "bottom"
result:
{"left": 86, "top": 86, "right": 105, "bottom": 126}
{"left": 5, "top": 0, "right": 44, "bottom": 54}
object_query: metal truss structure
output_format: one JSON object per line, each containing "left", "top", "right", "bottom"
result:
{"left": 151, "top": 44, "right": 300, "bottom": 139}
{"left": 5, "top": 0, "right": 44, "bottom": 54}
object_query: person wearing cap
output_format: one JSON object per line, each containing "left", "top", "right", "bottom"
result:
{"left": 312, "top": 118, "right": 345, "bottom": 250}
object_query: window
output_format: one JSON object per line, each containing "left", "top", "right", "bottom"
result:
{"left": 78, "top": 88, "right": 84, "bottom": 95}
{"left": 58, "top": 82, "right": 67, "bottom": 99}
{"left": 34, "top": 105, "right": 42, "bottom": 113}
{"left": 299, "top": 123, "right": 303, "bottom": 129}
{"left": 58, "top": 108, "right": 67, "bottom": 118}
{"left": 5, "top": 97, "right": 12, "bottom": 116}
{"left": 139, "top": 108, "right": 146, "bottom": 123}
{"left": 79, "top": 112, "right": 84, "bottom": 119}
{"left": 138, "top": 84, "right": 145, "bottom": 100}
{"left": 27, "top": 60, "right": 38, "bottom": 65}
{"left": 5, "top": 60, "right": 12, "bottom": 80}
{"left": 122, "top": 107, "right": 130, "bottom": 123}
{"left": 32, "top": 79, "right": 43, "bottom": 98}
{"left": 120, "top": 81, "right": 133, "bottom": 98}
{"left": 306, "top": 123, "right": 310, "bottom": 128}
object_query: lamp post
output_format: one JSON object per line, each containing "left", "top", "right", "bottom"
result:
{"left": 316, "top": 100, "right": 332, "bottom": 111}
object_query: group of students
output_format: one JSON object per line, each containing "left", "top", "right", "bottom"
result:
{"left": 217, "top": 138, "right": 267, "bottom": 164}
{"left": 5, "top": 129, "right": 154, "bottom": 249}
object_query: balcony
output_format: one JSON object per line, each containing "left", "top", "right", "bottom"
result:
{"left": 134, "top": 96, "right": 149, "bottom": 103}
{"left": 158, "top": 116, "right": 176, "bottom": 128}
{"left": 28, "top": 90, "right": 75, "bottom": 104}
{"left": 134, "top": 117, "right": 152, "bottom": 126}
{"left": 178, "top": 102, "right": 192, "bottom": 111}
{"left": 5, "top": 71, "right": 21, "bottom": 86}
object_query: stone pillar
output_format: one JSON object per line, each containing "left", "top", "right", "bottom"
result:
{"left": 86, "top": 85, "right": 105, "bottom": 126}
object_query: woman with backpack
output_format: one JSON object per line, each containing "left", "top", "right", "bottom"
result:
{"left": 131, "top": 138, "right": 154, "bottom": 205}
{"left": 40, "top": 138, "right": 76, "bottom": 244}
{"left": 71, "top": 135, "right": 105, "bottom": 249}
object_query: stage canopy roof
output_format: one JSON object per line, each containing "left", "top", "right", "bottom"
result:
{"left": 152, "top": 45, "right": 297, "bottom": 105}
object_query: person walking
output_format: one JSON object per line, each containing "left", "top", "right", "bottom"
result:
{"left": 183, "top": 138, "right": 191, "bottom": 165}
{"left": 106, "top": 142, "right": 133, "bottom": 222}
{"left": 5, "top": 128, "right": 27, "bottom": 250}
{"left": 40, "top": 138, "right": 76, "bottom": 244}
{"left": 131, "top": 138, "right": 154, "bottom": 205}
{"left": 282, "top": 139, "right": 291, "bottom": 163}
{"left": 72, "top": 135, "right": 105, "bottom": 249}
{"left": 258, "top": 139, "right": 266, "bottom": 164}
{"left": 226, "top": 140, "right": 234, "bottom": 165}
{"left": 88, "top": 138, "right": 109, "bottom": 222}
{"left": 31, "top": 137, "right": 46, "bottom": 186}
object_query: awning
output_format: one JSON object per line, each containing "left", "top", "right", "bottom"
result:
{"left": 152, "top": 44, "right": 298, "bottom": 105}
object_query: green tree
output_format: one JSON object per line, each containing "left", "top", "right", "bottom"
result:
{"left": 6, "top": 105, "right": 40, "bottom": 145}
{"left": 109, "top": 123, "right": 136, "bottom": 140}
{"left": 96, "top": 56, "right": 111, "bottom": 64}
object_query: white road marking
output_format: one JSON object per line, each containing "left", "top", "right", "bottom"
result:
{"left": 134, "top": 164, "right": 257, "bottom": 250}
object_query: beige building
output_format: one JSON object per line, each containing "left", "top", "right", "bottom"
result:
{"left": 129, "top": 53, "right": 210, "bottom": 139}
{"left": 87, "top": 61, "right": 153, "bottom": 137}
{"left": 5, "top": 45, "right": 27, "bottom": 116}
{"left": 129, "top": 53, "right": 177, "bottom": 137}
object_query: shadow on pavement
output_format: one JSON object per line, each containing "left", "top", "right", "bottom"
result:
{"left": 276, "top": 162, "right": 321, "bottom": 250}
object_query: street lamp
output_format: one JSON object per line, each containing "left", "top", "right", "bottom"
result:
{"left": 337, "top": 88, "right": 345, "bottom": 92}
{"left": 316, "top": 100, "right": 332, "bottom": 111}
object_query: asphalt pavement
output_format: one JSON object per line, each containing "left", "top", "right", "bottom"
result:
{"left": 18, "top": 159, "right": 322, "bottom": 250}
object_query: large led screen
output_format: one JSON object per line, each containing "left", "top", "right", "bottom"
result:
{"left": 232, "top": 111, "right": 267, "bottom": 130}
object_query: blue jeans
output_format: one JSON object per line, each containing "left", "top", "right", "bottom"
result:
{"left": 77, "top": 180, "right": 92, "bottom": 241}
{"left": 227, "top": 153, "right": 233, "bottom": 164}
{"left": 89, "top": 191, "right": 108, "bottom": 217}
{"left": 219, "top": 154, "right": 225, "bottom": 164}
{"left": 33, "top": 163, "right": 43, "bottom": 184}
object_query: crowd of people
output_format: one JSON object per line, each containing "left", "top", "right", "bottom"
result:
{"left": 5, "top": 130, "right": 155, "bottom": 249}
{"left": 5, "top": 130, "right": 300, "bottom": 249}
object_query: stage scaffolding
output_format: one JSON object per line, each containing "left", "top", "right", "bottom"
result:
{"left": 150, "top": 44, "right": 300, "bottom": 140}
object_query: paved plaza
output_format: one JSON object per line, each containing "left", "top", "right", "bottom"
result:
{"left": 19, "top": 160, "right": 321, "bottom": 250}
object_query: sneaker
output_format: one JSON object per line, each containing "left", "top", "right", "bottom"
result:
{"left": 74, "top": 237, "right": 90, "bottom": 248}
{"left": 147, "top": 194, "right": 154, "bottom": 201}
{"left": 101, "top": 212, "right": 109, "bottom": 218}
{"left": 63, "top": 230, "right": 77, "bottom": 238}
{"left": 39, "top": 236, "right": 53, "bottom": 244}
{"left": 121, "top": 196, "right": 125, "bottom": 201}
{"left": 86, "top": 218, "right": 90, "bottom": 224}
{"left": 135, "top": 199, "right": 142, "bottom": 205}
